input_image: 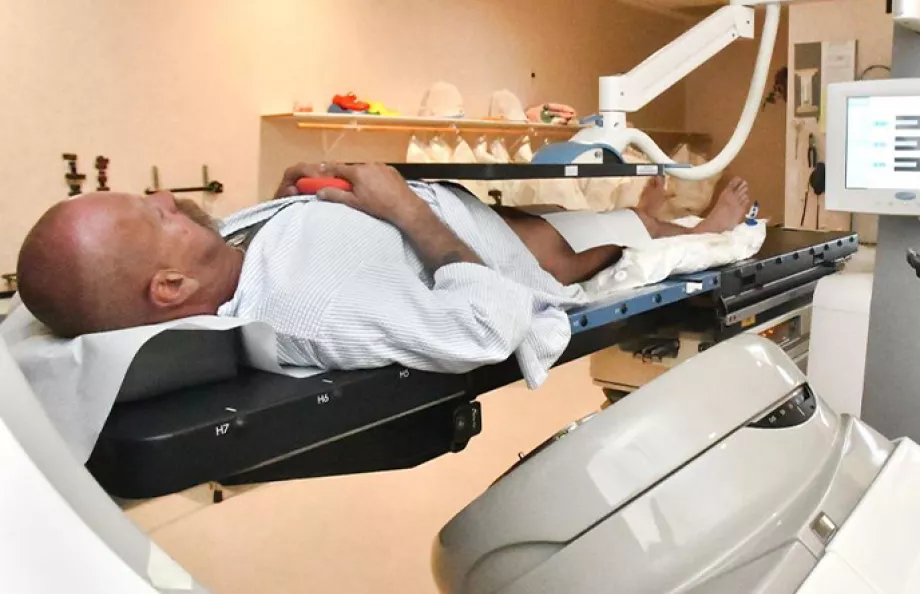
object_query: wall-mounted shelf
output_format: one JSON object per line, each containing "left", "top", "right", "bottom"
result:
{"left": 262, "top": 113, "right": 712, "bottom": 150}
{"left": 263, "top": 113, "right": 580, "bottom": 136}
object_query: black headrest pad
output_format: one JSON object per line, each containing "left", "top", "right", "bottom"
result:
{"left": 117, "top": 329, "right": 241, "bottom": 402}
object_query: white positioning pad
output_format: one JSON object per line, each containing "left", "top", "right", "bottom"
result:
{"left": 583, "top": 218, "right": 767, "bottom": 296}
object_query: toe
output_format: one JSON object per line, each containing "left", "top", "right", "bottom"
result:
{"left": 740, "top": 191, "right": 754, "bottom": 209}
{"left": 735, "top": 182, "right": 750, "bottom": 203}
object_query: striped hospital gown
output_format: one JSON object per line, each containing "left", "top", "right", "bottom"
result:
{"left": 217, "top": 182, "right": 588, "bottom": 388}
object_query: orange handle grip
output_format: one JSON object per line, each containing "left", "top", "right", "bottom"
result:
{"left": 295, "top": 177, "right": 353, "bottom": 194}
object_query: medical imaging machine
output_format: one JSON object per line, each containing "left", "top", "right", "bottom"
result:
{"left": 4, "top": 1, "right": 920, "bottom": 592}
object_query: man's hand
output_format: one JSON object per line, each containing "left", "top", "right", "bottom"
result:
{"left": 274, "top": 163, "right": 327, "bottom": 199}
{"left": 316, "top": 163, "right": 426, "bottom": 227}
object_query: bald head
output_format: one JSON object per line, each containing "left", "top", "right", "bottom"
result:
{"left": 17, "top": 192, "right": 238, "bottom": 338}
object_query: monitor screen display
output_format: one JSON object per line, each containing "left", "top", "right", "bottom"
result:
{"left": 846, "top": 95, "right": 920, "bottom": 191}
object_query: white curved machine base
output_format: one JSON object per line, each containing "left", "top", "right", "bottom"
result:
{"left": 434, "top": 335, "right": 920, "bottom": 594}
{"left": 0, "top": 339, "right": 206, "bottom": 593}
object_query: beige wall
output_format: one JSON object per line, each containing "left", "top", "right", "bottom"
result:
{"left": 685, "top": 8, "right": 791, "bottom": 224}
{"left": 0, "top": 0, "right": 689, "bottom": 275}
{"left": 784, "top": 0, "right": 893, "bottom": 238}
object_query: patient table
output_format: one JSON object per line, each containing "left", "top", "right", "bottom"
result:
{"left": 85, "top": 226, "right": 857, "bottom": 500}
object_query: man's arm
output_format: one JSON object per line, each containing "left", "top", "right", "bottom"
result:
{"left": 317, "top": 163, "right": 483, "bottom": 273}
{"left": 307, "top": 260, "right": 536, "bottom": 374}
{"left": 290, "top": 162, "right": 538, "bottom": 374}
{"left": 395, "top": 204, "right": 484, "bottom": 272}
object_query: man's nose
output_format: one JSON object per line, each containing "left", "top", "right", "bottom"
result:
{"left": 148, "top": 191, "right": 178, "bottom": 212}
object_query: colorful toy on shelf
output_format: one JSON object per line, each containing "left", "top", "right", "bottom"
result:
{"left": 331, "top": 93, "right": 370, "bottom": 113}
{"left": 367, "top": 101, "right": 399, "bottom": 117}
{"left": 295, "top": 177, "right": 354, "bottom": 195}
{"left": 526, "top": 103, "right": 577, "bottom": 125}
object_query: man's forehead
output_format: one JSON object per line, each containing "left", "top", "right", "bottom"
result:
{"left": 73, "top": 191, "right": 142, "bottom": 205}
{"left": 63, "top": 192, "right": 151, "bottom": 236}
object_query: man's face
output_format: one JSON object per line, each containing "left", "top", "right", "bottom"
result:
{"left": 66, "top": 191, "right": 223, "bottom": 270}
{"left": 147, "top": 191, "right": 219, "bottom": 233}
{"left": 59, "top": 190, "right": 229, "bottom": 294}
{"left": 61, "top": 191, "right": 220, "bottom": 248}
{"left": 140, "top": 192, "right": 225, "bottom": 271}
{"left": 174, "top": 196, "right": 221, "bottom": 232}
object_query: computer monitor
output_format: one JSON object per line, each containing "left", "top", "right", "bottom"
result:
{"left": 827, "top": 78, "right": 920, "bottom": 215}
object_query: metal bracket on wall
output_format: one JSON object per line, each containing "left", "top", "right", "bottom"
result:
{"left": 62, "top": 153, "right": 86, "bottom": 197}
{"left": 144, "top": 165, "right": 224, "bottom": 195}
{"left": 1, "top": 273, "right": 16, "bottom": 292}
{"left": 95, "top": 156, "right": 110, "bottom": 191}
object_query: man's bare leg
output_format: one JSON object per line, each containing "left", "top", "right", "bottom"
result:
{"left": 634, "top": 177, "right": 753, "bottom": 238}
{"left": 499, "top": 177, "right": 754, "bottom": 286}
{"left": 693, "top": 177, "right": 753, "bottom": 234}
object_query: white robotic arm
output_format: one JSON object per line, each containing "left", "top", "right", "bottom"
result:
{"left": 598, "top": 4, "right": 756, "bottom": 118}
{"left": 558, "top": 0, "right": 794, "bottom": 181}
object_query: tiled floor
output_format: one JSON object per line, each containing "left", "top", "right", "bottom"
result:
{"left": 128, "top": 357, "right": 604, "bottom": 594}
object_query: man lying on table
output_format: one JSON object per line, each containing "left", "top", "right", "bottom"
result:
{"left": 16, "top": 164, "right": 751, "bottom": 387}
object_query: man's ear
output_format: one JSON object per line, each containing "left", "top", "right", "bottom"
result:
{"left": 149, "top": 270, "right": 201, "bottom": 309}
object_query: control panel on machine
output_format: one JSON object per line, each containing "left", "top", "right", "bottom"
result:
{"left": 748, "top": 385, "right": 817, "bottom": 430}
{"left": 827, "top": 78, "right": 920, "bottom": 215}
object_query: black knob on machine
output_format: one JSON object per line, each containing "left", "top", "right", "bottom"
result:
{"left": 907, "top": 249, "right": 920, "bottom": 278}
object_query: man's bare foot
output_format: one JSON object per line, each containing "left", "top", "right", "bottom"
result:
{"left": 694, "top": 177, "right": 753, "bottom": 234}
{"left": 638, "top": 177, "right": 668, "bottom": 219}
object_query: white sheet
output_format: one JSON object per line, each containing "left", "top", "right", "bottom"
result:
{"left": 539, "top": 209, "right": 654, "bottom": 252}
{"left": 0, "top": 294, "right": 320, "bottom": 463}
{"left": 582, "top": 218, "right": 767, "bottom": 298}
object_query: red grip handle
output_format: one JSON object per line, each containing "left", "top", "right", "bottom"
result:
{"left": 295, "top": 177, "right": 353, "bottom": 194}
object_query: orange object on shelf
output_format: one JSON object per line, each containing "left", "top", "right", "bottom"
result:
{"left": 333, "top": 93, "right": 370, "bottom": 112}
